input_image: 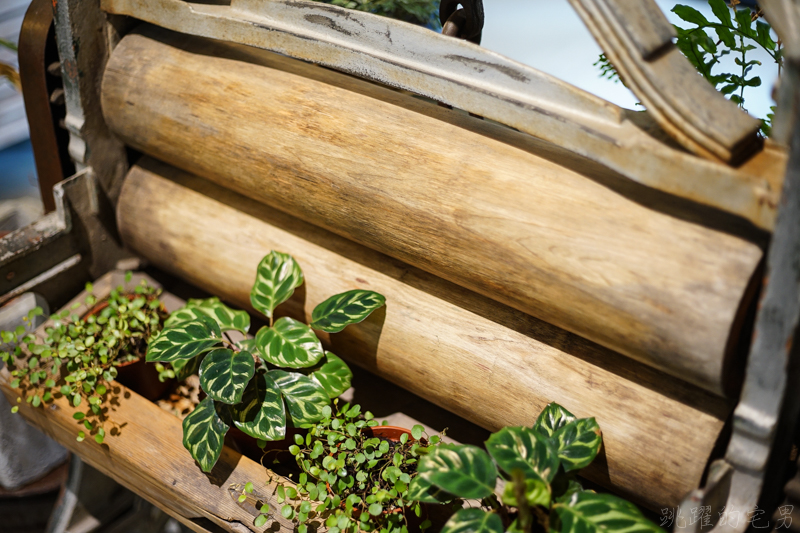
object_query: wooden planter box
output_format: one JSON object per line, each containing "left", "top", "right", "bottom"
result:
{"left": 0, "top": 272, "right": 295, "bottom": 533}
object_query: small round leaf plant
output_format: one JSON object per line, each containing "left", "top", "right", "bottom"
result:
{"left": 261, "top": 401, "right": 444, "bottom": 533}
{"left": 0, "top": 275, "right": 166, "bottom": 443}
{"left": 145, "top": 250, "right": 386, "bottom": 473}
{"left": 408, "top": 402, "right": 664, "bottom": 533}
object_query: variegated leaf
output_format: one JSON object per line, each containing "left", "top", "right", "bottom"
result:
{"left": 230, "top": 371, "right": 287, "bottom": 441}
{"left": 146, "top": 317, "right": 221, "bottom": 363}
{"left": 441, "top": 509, "right": 503, "bottom": 533}
{"left": 485, "top": 426, "right": 559, "bottom": 483}
{"left": 534, "top": 402, "right": 576, "bottom": 438}
{"left": 501, "top": 477, "right": 551, "bottom": 507}
{"left": 406, "top": 475, "right": 456, "bottom": 504}
{"left": 269, "top": 370, "right": 329, "bottom": 426}
{"left": 255, "top": 318, "right": 324, "bottom": 369}
{"left": 166, "top": 298, "right": 250, "bottom": 334}
{"left": 199, "top": 348, "right": 255, "bottom": 404}
{"left": 172, "top": 355, "right": 202, "bottom": 381}
{"left": 551, "top": 491, "right": 662, "bottom": 533}
{"left": 310, "top": 290, "right": 386, "bottom": 333}
{"left": 551, "top": 418, "right": 602, "bottom": 472}
{"left": 249, "top": 251, "right": 304, "bottom": 318}
{"left": 417, "top": 444, "right": 497, "bottom": 499}
{"left": 310, "top": 352, "right": 353, "bottom": 398}
{"left": 182, "top": 397, "right": 229, "bottom": 472}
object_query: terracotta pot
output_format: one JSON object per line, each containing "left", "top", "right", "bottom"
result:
{"left": 82, "top": 297, "right": 172, "bottom": 401}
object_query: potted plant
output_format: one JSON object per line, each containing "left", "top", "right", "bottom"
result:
{"left": 407, "top": 402, "right": 663, "bottom": 533}
{"left": 0, "top": 274, "right": 167, "bottom": 443}
{"left": 243, "top": 400, "right": 445, "bottom": 532}
{"left": 145, "top": 250, "right": 386, "bottom": 473}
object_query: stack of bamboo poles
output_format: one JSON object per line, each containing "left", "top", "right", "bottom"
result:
{"left": 102, "top": 25, "right": 765, "bottom": 509}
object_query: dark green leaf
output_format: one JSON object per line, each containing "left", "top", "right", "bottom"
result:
{"left": 406, "top": 475, "right": 456, "bottom": 503}
{"left": 708, "top": 0, "right": 732, "bottom": 27}
{"left": 255, "top": 318, "right": 324, "bottom": 369}
{"left": 534, "top": 402, "right": 576, "bottom": 438}
{"left": 310, "top": 352, "right": 353, "bottom": 398}
{"left": 182, "top": 397, "right": 229, "bottom": 472}
{"left": 199, "top": 348, "right": 255, "bottom": 404}
{"left": 486, "top": 426, "right": 559, "bottom": 483}
{"left": 417, "top": 444, "right": 497, "bottom": 499}
{"left": 551, "top": 492, "right": 662, "bottom": 533}
{"left": 551, "top": 418, "right": 602, "bottom": 472}
{"left": 166, "top": 298, "right": 250, "bottom": 334}
{"left": 734, "top": 7, "right": 754, "bottom": 37}
{"left": 173, "top": 355, "right": 202, "bottom": 381}
{"left": 310, "top": 290, "right": 385, "bottom": 333}
{"left": 250, "top": 252, "right": 303, "bottom": 318}
{"left": 270, "top": 370, "right": 329, "bottom": 425}
{"left": 672, "top": 5, "right": 709, "bottom": 26}
{"left": 230, "top": 372, "right": 287, "bottom": 441}
{"left": 441, "top": 509, "right": 503, "bottom": 533}
{"left": 146, "top": 317, "right": 221, "bottom": 363}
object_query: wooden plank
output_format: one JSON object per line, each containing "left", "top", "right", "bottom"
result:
{"left": 117, "top": 159, "right": 734, "bottom": 509}
{"left": 101, "top": 26, "right": 764, "bottom": 396}
{"left": 0, "top": 272, "right": 293, "bottom": 533}
{"left": 99, "top": 1, "right": 786, "bottom": 230}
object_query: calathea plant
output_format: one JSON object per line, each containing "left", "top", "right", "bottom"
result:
{"left": 408, "top": 402, "right": 661, "bottom": 533}
{"left": 146, "top": 251, "right": 386, "bottom": 472}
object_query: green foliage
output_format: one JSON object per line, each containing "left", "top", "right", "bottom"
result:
{"left": 147, "top": 251, "right": 385, "bottom": 472}
{"left": 312, "top": 0, "right": 441, "bottom": 29}
{"left": 1, "top": 277, "right": 166, "bottom": 445}
{"left": 266, "top": 401, "right": 445, "bottom": 533}
{"left": 311, "top": 290, "right": 386, "bottom": 333}
{"left": 595, "top": 0, "right": 781, "bottom": 136}
{"left": 409, "top": 402, "right": 662, "bottom": 533}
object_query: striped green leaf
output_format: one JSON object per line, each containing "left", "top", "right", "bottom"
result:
{"left": 182, "top": 397, "right": 229, "bottom": 472}
{"left": 501, "top": 477, "right": 551, "bottom": 507}
{"left": 417, "top": 444, "right": 497, "bottom": 499}
{"left": 146, "top": 317, "right": 221, "bottom": 363}
{"left": 551, "top": 492, "right": 662, "bottom": 533}
{"left": 255, "top": 318, "right": 324, "bottom": 369}
{"left": 230, "top": 371, "right": 287, "bottom": 441}
{"left": 534, "top": 402, "right": 576, "bottom": 438}
{"left": 310, "top": 352, "right": 353, "bottom": 398}
{"left": 166, "top": 298, "right": 250, "bottom": 334}
{"left": 551, "top": 418, "right": 602, "bottom": 472}
{"left": 406, "top": 475, "right": 456, "bottom": 504}
{"left": 441, "top": 509, "right": 503, "bottom": 533}
{"left": 485, "top": 426, "right": 559, "bottom": 483}
{"left": 199, "top": 348, "right": 256, "bottom": 405}
{"left": 269, "top": 370, "right": 329, "bottom": 426}
{"left": 172, "top": 355, "right": 202, "bottom": 381}
{"left": 310, "top": 290, "right": 386, "bottom": 333}
{"left": 250, "top": 251, "right": 304, "bottom": 318}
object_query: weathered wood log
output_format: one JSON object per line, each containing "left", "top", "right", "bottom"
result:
{"left": 102, "top": 26, "right": 763, "bottom": 396}
{"left": 0, "top": 272, "right": 292, "bottom": 533}
{"left": 117, "top": 158, "right": 733, "bottom": 509}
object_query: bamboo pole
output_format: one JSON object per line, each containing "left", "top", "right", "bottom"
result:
{"left": 102, "top": 26, "right": 763, "bottom": 395}
{"left": 117, "top": 158, "right": 733, "bottom": 509}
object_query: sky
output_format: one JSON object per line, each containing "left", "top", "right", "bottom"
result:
{"left": 480, "top": 0, "right": 779, "bottom": 123}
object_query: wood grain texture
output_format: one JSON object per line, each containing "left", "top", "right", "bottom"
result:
{"left": 101, "top": 27, "right": 763, "bottom": 396}
{"left": 0, "top": 272, "right": 292, "bottom": 533}
{"left": 117, "top": 159, "right": 734, "bottom": 509}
